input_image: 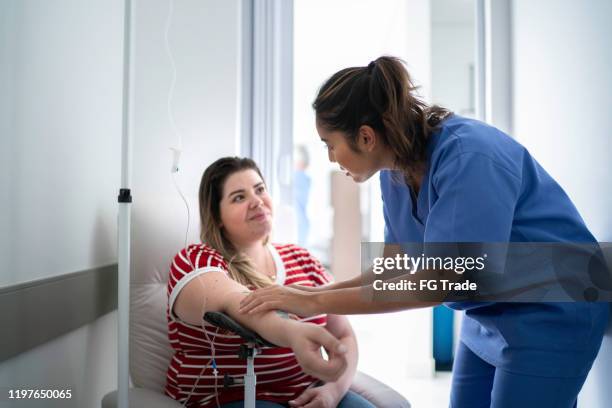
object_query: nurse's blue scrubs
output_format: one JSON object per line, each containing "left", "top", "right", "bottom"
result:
{"left": 380, "top": 115, "right": 609, "bottom": 408}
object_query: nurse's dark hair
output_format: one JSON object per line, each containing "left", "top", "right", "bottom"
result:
{"left": 312, "top": 56, "right": 451, "bottom": 184}
{"left": 199, "top": 156, "right": 273, "bottom": 289}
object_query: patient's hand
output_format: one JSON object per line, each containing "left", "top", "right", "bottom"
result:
{"left": 287, "top": 323, "right": 348, "bottom": 383}
{"left": 289, "top": 383, "right": 342, "bottom": 408}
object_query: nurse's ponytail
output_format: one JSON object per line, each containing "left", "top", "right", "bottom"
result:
{"left": 313, "top": 56, "right": 451, "bottom": 184}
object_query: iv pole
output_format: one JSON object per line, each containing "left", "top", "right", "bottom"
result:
{"left": 117, "top": 0, "right": 134, "bottom": 407}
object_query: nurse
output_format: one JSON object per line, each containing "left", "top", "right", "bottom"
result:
{"left": 240, "top": 56, "right": 609, "bottom": 407}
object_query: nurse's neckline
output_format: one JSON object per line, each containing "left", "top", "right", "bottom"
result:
{"left": 403, "top": 162, "right": 427, "bottom": 196}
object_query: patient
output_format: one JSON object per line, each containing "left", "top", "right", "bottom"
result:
{"left": 165, "top": 157, "right": 374, "bottom": 408}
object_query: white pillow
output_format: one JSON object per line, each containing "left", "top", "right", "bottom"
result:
{"left": 129, "top": 190, "right": 202, "bottom": 391}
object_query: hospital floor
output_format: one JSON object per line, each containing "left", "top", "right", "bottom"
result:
{"left": 348, "top": 314, "right": 452, "bottom": 407}
{"left": 376, "top": 370, "right": 452, "bottom": 407}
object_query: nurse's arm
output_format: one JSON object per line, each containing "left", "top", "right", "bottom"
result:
{"left": 241, "top": 271, "right": 441, "bottom": 316}
{"left": 309, "top": 278, "right": 441, "bottom": 315}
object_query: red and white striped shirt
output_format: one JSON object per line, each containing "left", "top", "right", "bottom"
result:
{"left": 164, "top": 243, "right": 333, "bottom": 407}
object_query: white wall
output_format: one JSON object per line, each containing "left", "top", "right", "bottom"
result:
{"left": 512, "top": 1, "right": 612, "bottom": 406}
{"left": 512, "top": 0, "right": 612, "bottom": 242}
{"left": 431, "top": 0, "right": 475, "bottom": 116}
{"left": 0, "top": 1, "right": 122, "bottom": 406}
{"left": 0, "top": 0, "right": 241, "bottom": 406}
{"left": 130, "top": 0, "right": 241, "bottom": 282}
{"left": 0, "top": 312, "right": 118, "bottom": 408}
{"left": 0, "top": 0, "right": 123, "bottom": 288}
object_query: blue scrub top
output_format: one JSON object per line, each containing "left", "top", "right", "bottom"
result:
{"left": 380, "top": 114, "right": 609, "bottom": 377}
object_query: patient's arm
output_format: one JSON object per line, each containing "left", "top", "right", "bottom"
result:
{"left": 173, "top": 271, "right": 348, "bottom": 382}
{"left": 174, "top": 271, "right": 305, "bottom": 346}
{"left": 288, "top": 314, "right": 359, "bottom": 407}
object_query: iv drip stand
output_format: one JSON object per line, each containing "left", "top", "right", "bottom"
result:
{"left": 117, "top": 1, "right": 134, "bottom": 407}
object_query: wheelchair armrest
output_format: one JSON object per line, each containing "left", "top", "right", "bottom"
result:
{"left": 202, "top": 313, "right": 412, "bottom": 407}
{"left": 203, "top": 311, "right": 277, "bottom": 348}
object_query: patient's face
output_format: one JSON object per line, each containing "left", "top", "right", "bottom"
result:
{"left": 219, "top": 169, "right": 273, "bottom": 247}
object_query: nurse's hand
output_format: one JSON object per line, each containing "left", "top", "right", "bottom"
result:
{"left": 239, "top": 284, "right": 318, "bottom": 316}
{"left": 288, "top": 324, "right": 348, "bottom": 382}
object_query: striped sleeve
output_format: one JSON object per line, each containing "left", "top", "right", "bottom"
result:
{"left": 279, "top": 244, "right": 334, "bottom": 287}
{"left": 306, "top": 249, "right": 334, "bottom": 286}
{"left": 167, "top": 244, "right": 229, "bottom": 320}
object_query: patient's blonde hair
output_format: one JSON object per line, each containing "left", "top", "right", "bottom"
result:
{"left": 199, "top": 157, "right": 274, "bottom": 289}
